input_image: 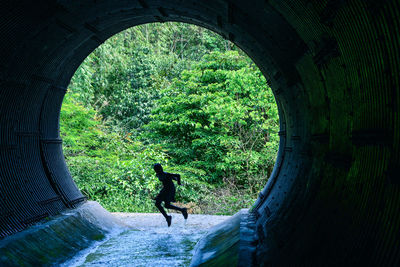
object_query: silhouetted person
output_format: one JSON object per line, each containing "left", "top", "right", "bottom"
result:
{"left": 153, "top": 163, "right": 188, "bottom": 226}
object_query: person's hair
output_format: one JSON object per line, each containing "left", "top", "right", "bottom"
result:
{"left": 153, "top": 163, "right": 163, "bottom": 173}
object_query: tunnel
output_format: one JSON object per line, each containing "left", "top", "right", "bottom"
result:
{"left": 0, "top": 0, "right": 399, "bottom": 265}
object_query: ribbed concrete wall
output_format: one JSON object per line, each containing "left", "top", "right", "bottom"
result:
{"left": 0, "top": 1, "right": 399, "bottom": 265}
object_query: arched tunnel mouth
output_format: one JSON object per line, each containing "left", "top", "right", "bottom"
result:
{"left": 1, "top": 0, "right": 304, "bottom": 238}
{"left": 60, "top": 21, "right": 281, "bottom": 215}
{"left": 1, "top": 1, "right": 399, "bottom": 266}
{"left": 3, "top": 0, "right": 305, "bottom": 237}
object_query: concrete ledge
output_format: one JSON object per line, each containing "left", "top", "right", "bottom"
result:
{"left": 0, "top": 201, "right": 127, "bottom": 266}
{"left": 190, "top": 209, "right": 255, "bottom": 267}
{"left": 239, "top": 210, "right": 257, "bottom": 266}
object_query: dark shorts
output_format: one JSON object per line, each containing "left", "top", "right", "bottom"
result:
{"left": 155, "top": 187, "right": 176, "bottom": 203}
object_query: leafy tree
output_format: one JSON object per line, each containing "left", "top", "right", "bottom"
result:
{"left": 61, "top": 93, "right": 208, "bottom": 212}
{"left": 145, "top": 51, "right": 279, "bottom": 190}
{"left": 69, "top": 23, "right": 233, "bottom": 133}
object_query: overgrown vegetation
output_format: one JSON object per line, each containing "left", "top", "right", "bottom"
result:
{"left": 61, "top": 22, "right": 279, "bottom": 215}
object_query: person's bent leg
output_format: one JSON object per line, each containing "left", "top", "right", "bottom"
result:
{"left": 155, "top": 199, "right": 168, "bottom": 219}
{"left": 164, "top": 202, "right": 183, "bottom": 212}
{"left": 165, "top": 202, "right": 188, "bottom": 219}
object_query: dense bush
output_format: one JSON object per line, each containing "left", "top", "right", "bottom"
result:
{"left": 61, "top": 93, "right": 210, "bottom": 212}
{"left": 145, "top": 51, "right": 279, "bottom": 189}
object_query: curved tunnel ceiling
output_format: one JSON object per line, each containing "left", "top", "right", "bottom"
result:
{"left": 0, "top": 0, "right": 399, "bottom": 265}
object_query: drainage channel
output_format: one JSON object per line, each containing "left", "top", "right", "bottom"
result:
{"left": 61, "top": 213, "right": 230, "bottom": 267}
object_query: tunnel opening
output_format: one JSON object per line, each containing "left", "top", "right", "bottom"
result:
{"left": 60, "top": 21, "right": 280, "bottom": 216}
{"left": 1, "top": 1, "right": 399, "bottom": 266}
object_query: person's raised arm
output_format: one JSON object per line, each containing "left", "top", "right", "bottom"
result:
{"left": 176, "top": 174, "right": 181, "bottom": 185}
{"left": 167, "top": 173, "right": 181, "bottom": 185}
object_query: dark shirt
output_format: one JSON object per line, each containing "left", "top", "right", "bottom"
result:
{"left": 156, "top": 172, "right": 180, "bottom": 189}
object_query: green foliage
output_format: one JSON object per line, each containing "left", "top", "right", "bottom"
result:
{"left": 61, "top": 22, "right": 279, "bottom": 215}
{"left": 145, "top": 51, "right": 279, "bottom": 190}
{"left": 69, "top": 23, "right": 233, "bottom": 134}
{"left": 61, "top": 93, "right": 210, "bottom": 211}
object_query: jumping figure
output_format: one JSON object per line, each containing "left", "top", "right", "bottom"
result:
{"left": 153, "top": 163, "right": 188, "bottom": 226}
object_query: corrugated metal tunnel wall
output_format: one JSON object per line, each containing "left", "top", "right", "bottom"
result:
{"left": 0, "top": 0, "right": 399, "bottom": 265}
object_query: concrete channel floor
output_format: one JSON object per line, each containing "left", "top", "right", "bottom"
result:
{"left": 61, "top": 213, "right": 230, "bottom": 267}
